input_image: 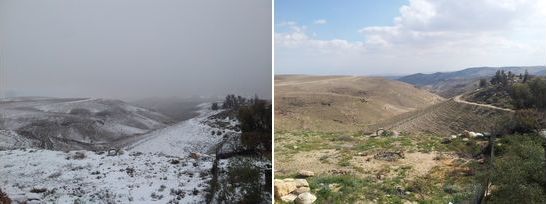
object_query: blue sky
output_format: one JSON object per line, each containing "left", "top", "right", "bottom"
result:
{"left": 275, "top": 0, "right": 407, "bottom": 42}
{"left": 275, "top": 0, "right": 546, "bottom": 75}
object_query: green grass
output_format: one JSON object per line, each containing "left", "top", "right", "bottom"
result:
{"left": 305, "top": 173, "right": 478, "bottom": 204}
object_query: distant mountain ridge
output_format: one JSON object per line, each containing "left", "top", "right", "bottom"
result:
{"left": 397, "top": 66, "right": 546, "bottom": 97}
{"left": 399, "top": 66, "right": 546, "bottom": 86}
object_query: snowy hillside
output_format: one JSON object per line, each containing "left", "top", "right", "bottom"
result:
{"left": 0, "top": 98, "right": 173, "bottom": 150}
{"left": 0, "top": 100, "right": 271, "bottom": 203}
{"left": 129, "top": 103, "right": 239, "bottom": 156}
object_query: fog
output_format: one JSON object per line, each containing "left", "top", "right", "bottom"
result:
{"left": 0, "top": 0, "right": 271, "bottom": 100}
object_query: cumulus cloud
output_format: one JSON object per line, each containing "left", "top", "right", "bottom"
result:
{"left": 275, "top": 0, "right": 546, "bottom": 75}
{"left": 313, "top": 19, "right": 327, "bottom": 25}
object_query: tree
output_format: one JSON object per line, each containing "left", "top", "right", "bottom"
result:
{"left": 511, "top": 83, "right": 532, "bottom": 109}
{"left": 211, "top": 102, "right": 219, "bottom": 110}
{"left": 479, "top": 78, "right": 488, "bottom": 88}
{"left": 238, "top": 99, "right": 272, "bottom": 151}
{"left": 523, "top": 69, "right": 530, "bottom": 83}
{"left": 528, "top": 78, "right": 546, "bottom": 110}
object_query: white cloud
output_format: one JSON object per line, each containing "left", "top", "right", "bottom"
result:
{"left": 275, "top": 0, "right": 546, "bottom": 75}
{"left": 313, "top": 19, "right": 327, "bottom": 25}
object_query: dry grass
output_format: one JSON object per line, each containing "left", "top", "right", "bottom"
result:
{"left": 275, "top": 75, "right": 444, "bottom": 132}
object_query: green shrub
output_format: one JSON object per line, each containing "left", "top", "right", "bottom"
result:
{"left": 489, "top": 134, "right": 546, "bottom": 203}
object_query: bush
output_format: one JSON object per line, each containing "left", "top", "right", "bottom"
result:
{"left": 211, "top": 102, "right": 219, "bottom": 110}
{"left": 489, "top": 134, "right": 546, "bottom": 203}
{"left": 479, "top": 79, "right": 488, "bottom": 88}
{"left": 238, "top": 100, "right": 272, "bottom": 151}
{"left": 0, "top": 188, "right": 11, "bottom": 204}
{"left": 510, "top": 83, "right": 533, "bottom": 109}
{"left": 510, "top": 109, "right": 544, "bottom": 134}
{"left": 508, "top": 77, "right": 546, "bottom": 110}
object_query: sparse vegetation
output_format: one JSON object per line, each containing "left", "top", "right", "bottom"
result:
{"left": 0, "top": 188, "right": 11, "bottom": 204}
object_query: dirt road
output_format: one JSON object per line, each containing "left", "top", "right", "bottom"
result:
{"left": 453, "top": 95, "right": 514, "bottom": 112}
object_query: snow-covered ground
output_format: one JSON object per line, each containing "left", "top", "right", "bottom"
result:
{"left": 0, "top": 97, "right": 173, "bottom": 150}
{"left": 0, "top": 102, "right": 246, "bottom": 203}
{"left": 128, "top": 103, "right": 239, "bottom": 156}
{"left": 0, "top": 149, "right": 212, "bottom": 203}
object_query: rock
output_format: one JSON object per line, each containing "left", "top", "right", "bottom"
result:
{"left": 295, "top": 192, "right": 317, "bottom": 204}
{"left": 69, "top": 151, "right": 86, "bottom": 160}
{"left": 328, "top": 169, "right": 351, "bottom": 175}
{"left": 475, "top": 133, "right": 484, "bottom": 137}
{"left": 10, "top": 193, "right": 27, "bottom": 203}
{"left": 294, "top": 179, "right": 309, "bottom": 187}
{"left": 283, "top": 178, "right": 295, "bottom": 182}
{"left": 25, "top": 192, "right": 41, "bottom": 201}
{"left": 462, "top": 138, "right": 469, "bottom": 142}
{"left": 357, "top": 152, "right": 368, "bottom": 156}
{"left": 450, "top": 135, "right": 457, "bottom": 139}
{"left": 190, "top": 152, "right": 209, "bottom": 159}
{"left": 468, "top": 131, "right": 478, "bottom": 138}
{"left": 297, "top": 170, "right": 315, "bottom": 177}
{"left": 463, "top": 130, "right": 478, "bottom": 138}
{"left": 30, "top": 186, "right": 47, "bottom": 193}
{"left": 293, "top": 187, "right": 310, "bottom": 194}
{"left": 274, "top": 180, "right": 298, "bottom": 198}
{"left": 190, "top": 152, "right": 200, "bottom": 159}
{"left": 280, "top": 194, "right": 298, "bottom": 203}
{"left": 107, "top": 149, "right": 118, "bottom": 156}
{"left": 328, "top": 183, "right": 341, "bottom": 192}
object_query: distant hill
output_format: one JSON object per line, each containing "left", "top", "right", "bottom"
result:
{"left": 275, "top": 75, "right": 444, "bottom": 132}
{"left": 398, "top": 66, "right": 546, "bottom": 97}
{"left": 0, "top": 97, "right": 173, "bottom": 150}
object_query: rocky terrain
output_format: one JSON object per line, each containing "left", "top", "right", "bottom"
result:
{"left": 274, "top": 73, "right": 521, "bottom": 203}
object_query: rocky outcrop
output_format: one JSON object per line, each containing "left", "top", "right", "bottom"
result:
{"left": 295, "top": 192, "right": 317, "bottom": 204}
{"left": 297, "top": 170, "right": 315, "bottom": 178}
{"left": 275, "top": 178, "right": 316, "bottom": 203}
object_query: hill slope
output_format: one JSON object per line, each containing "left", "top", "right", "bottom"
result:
{"left": 0, "top": 97, "right": 173, "bottom": 150}
{"left": 275, "top": 75, "right": 444, "bottom": 132}
{"left": 368, "top": 97, "right": 513, "bottom": 135}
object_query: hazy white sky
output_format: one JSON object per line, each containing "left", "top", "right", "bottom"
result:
{"left": 0, "top": 0, "right": 271, "bottom": 100}
{"left": 275, "top": 0, "right": 546, "bottom": 75}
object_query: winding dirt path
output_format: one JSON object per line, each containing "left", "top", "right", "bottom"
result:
{"left": 453, "top": 95, "right": 514, "bottom": 112}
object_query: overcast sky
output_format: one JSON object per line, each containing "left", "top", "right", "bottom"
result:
{"left": 0, "top": 0, "right": 271, "bottom": 100}
{"left": 275, "top": 0, "right": 546, "bottom": 75}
